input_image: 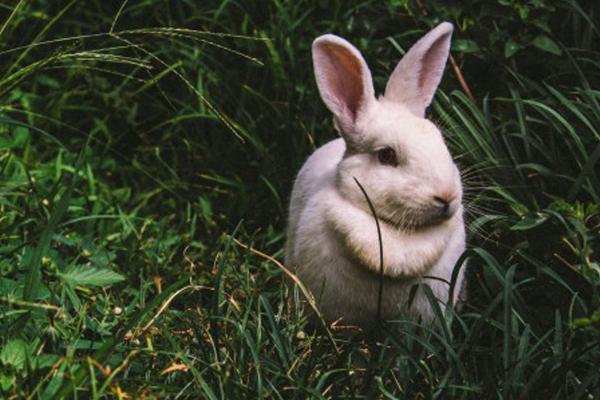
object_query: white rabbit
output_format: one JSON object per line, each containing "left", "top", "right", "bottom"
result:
{"left": 285, "top": 22, "right": 466, "bottom": 328}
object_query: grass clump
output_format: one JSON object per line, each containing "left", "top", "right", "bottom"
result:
{"left": 0, "top": 0, "right": 599, "bottom": 398}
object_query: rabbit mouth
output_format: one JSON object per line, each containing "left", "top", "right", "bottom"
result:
{"left": 376, "top": 212, "right": 427, "bottom": 231}
{"left": 377, "top": 207, "right": 452, "bottom": 232}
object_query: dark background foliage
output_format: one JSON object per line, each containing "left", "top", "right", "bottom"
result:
{"left": 0, "top": 0, "right": 599, "bottom": 398}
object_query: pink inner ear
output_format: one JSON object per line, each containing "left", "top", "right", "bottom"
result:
{"left": 319, "top": 44, "right": 365, "bottom": 122}
{"left": 419, "top": 33, "right": 451, "bottom": 93}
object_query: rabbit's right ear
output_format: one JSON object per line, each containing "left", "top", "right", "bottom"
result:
{"left": 312, "top": 34, "right": 375, "bottom": 142}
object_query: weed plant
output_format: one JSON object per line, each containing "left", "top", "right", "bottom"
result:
{"left": 0, "top": 1, "right": 599, "bottom": 398}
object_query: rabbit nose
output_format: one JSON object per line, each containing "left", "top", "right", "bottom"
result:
{"left": 433, "top": 196, "right": 450, "bottom": 211}
{"left": 433, "top": 192, "right": 457, "bottom": 216}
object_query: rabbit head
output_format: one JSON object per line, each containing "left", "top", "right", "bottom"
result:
{"left": 312, "top": 22, "right": 462, "bottom": 230}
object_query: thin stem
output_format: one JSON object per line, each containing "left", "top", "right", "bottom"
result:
{"left": 353, "top": 177, "right": 385, "bottom": 326}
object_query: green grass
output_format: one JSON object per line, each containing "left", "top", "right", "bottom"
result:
{"left": 1, "top": 0, "right": 599, "bottom": 398}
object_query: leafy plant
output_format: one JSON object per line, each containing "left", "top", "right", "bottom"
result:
{"left": 0, "top": 0, "right": 599, "bottom": 399}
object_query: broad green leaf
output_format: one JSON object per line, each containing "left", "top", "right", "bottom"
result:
{"left": 0, "top": 371, "right": 15, "bottom": 392}
{"left": 0, "top": 278, "right": 21, "bottom": 297}
{"left": 13, "top": 126, "right": 29, "bottom": 147}
{"left": 58, "top": 265, "right": 125, "bottom": 288}
{"left": 1, "top": 339, "right": 28, "bottom": 370}
{"left": 531, "top": 35, "right": 562, "bottom": 56}
{"left": 0, "top": 126, "right": 29, "bottom": 149}
{"left": 452, "top": 39, "right": 480, "bottom": 53}
{"left": 504, "top": 39, "right": 522, "bottom": 58}
{"left": 510, "top": 212, "right": 549, "bottom": 231}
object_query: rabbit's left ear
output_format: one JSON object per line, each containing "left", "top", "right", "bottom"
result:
{"left": 383, "top": 22, "right": 453, "bottom": 117}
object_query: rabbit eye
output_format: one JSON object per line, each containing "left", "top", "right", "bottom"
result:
{"left": 377, "top": 147, "right": 398, "bottom": 167}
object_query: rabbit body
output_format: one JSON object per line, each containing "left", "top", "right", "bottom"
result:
{"left": 285, "top": 23, "right": 466, "bottom": 327}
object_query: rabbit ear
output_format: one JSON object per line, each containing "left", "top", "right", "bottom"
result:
{"left": 384, "top": 22, "right": 453, "bottom": 117}
{"left": 312, "top": 34, "right": 375, "bottom": 138}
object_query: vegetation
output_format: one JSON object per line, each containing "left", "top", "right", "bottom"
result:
{"left": 0, "top": 0, "right": 599, "bottom": 398}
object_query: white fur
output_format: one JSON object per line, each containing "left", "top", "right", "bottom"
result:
{"left": 285, "top": 23, "right": 466, "bottom": 328}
